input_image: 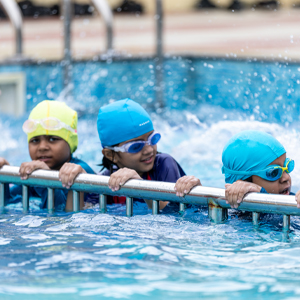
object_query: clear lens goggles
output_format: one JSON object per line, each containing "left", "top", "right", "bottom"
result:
{"left": 22, "top": 117, "right": 77, "bottom": 134}
{"left": 222, "top": 158, "right": 294, "bottom": 182}
{"left": 105, "top": 131, "right": 161, "bottom": 154}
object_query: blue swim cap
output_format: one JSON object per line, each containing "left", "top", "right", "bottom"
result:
{"left": 222, "top": 130, "right": 286, "bottom": 184}
{"left": 97, "top": 99, "right": 154, "bottom": 147}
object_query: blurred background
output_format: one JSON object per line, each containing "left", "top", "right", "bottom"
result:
{"left": 0, "top": 0, "right": 300, "bottom": 188}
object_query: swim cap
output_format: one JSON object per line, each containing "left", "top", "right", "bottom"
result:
{"left": 222, "top": 130, "right": 286, "bottom": 184}
{"left": 26, "top": 100, "right": 78, "bottom": 153}
{"left": 97, "top": 99, "right": 154, "bottom": 147}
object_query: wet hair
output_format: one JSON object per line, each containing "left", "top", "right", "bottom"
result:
{"left": 100, "top": 153, "right": 116, "bottom": 173}
{"left": 244, "top": 176, "right": 252, "bottom": 183}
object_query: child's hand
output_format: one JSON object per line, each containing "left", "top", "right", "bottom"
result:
{"left": 225, "top": 181, "right": 261, "bottom": 209}
{"left": 109, "top": 168, "right": 142, "bottom": 191}
{"left": 19, "top": 160, "right": 50, "bottom": 180}
{"left": 0, "top": 157, "right": 9, "bottom": 168}
{"left": 59, "top": 163, "right": 87, "bottom": 189}
{"left": 175, "top": 176, "right": 202, "bottom": 197}
{"left": 295, "top": 191, "right": 300, "bottom": 208}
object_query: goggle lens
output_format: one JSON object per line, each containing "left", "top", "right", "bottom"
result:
{"left": 22, "top": 120, "right": 37, "bottom": 133}
{"left": 128, "top": 142, "right": 145, "bottom": 154}
{"left": 266, "top": 168, "right": 281, "bottom": 180}
{"left": 287, "top": 159, "right": 294, "bottom": 173}
{"left": 150, "top": 133, "right": 161, "bottom": 145}
{"left": 41, "top": 118, "right": 61, "bottom": 130}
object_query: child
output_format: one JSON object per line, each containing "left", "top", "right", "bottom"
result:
{"left": 221, "top": 130, "right": 295, "bottom": 209}
{"left": 0, "top": 100, "right": 95, "bottom": 211}
{"left": 175, "top": 130, "right": 298, "bottom": 211}
{"left": 94, "top": 98, "right": 187, "bottom": 210}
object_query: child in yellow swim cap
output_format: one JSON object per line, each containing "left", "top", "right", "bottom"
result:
{"left": 0, "top": 100, "right": 95, "bottom": 211}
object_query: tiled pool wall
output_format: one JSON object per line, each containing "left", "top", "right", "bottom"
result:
{"left": 0, "top": 57, "right": 300, "bottom": 124}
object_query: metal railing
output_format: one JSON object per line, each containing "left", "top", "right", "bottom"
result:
{"left": 0, "top": 0, "right": 23, "bottom": 56}
{"left": 0, "top": 165, "right": 298, "bottom": 234}
{"left": 155, "top": 0, "right": 164, "bottom": 108}
{"left": 62, "top": 0, "right": 113, "bottom": 91}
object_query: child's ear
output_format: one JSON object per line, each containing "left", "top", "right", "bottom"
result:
{"left": 102, "top": 149, "right": 115, "bottom": 162}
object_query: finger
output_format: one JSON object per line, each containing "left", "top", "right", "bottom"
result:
{"left": 19, "top": 163, "right": 30, "bottom": 179}
{"left": 175, "top": 177, "right": 186, "bottom": 196}
{"left": 59, "top": 165, "right": 71, "bottom": 188}
{"left": 185, "top": 178, "right": 201, "bottom": 194}
{"left": 109, "top": 173, "right": 119, "bottom": 191}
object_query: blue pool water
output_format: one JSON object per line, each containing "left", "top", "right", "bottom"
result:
{"left": 1, "top": 57, "right": 300, "bottom": 299}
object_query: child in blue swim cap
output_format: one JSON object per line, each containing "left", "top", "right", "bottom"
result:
{"left": 222, "top": 130, "right": 296, "bottom": 209}
{"left": 96, "top": 98, "right": 188, "bottom": 209}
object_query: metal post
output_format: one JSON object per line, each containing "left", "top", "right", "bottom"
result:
{"left": 0, "top": 183, "right": 5, "bottom": 212}
{"left": 47, "top": 188, "right": 54, "bottom": 213}
{"left": 152, "top": 200, "right": 159, "bottom": 215}
{"left": 90, "top": 0, "right": 113, "bottom": 53}
{"left": 179, "top": 203, "right": 185, "bottom": 214}
{"left": 0, "top": 0, "right": 23, "bottom": 56}
{"left": 252, "top": 212, "right": 259, "bottom": 227}
{"left": 282, "top": 214, "right": 290, "bottom": 242}
{"left": 126, "top": 197, "right": 133, "bottom": 217}
{"left": 73, "top": 190, "right": 80, "bottom": 212}
{"left": 62, "top": 0, "right": 72, "bottom": 93}
{"left": 155, "top": 0, "right": 164, "bottom": 108}
{"left": 208, "top": 198, "right": 228, "bottom": 224}
{"left": 282, "top": 215, "right": 290, "bottom": 232}
{"left": 99, "top": 194, "right": 107, "bottom": 213}
{"left": 22, "top": 185, "right": 29, "bottom": 213}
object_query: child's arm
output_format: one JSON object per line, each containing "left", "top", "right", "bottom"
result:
{"left": 174, "top": 175, "right": 201, "bottom": 197}
{"left": 225, "top": 181, "right": 261, "bottom": 208}
{"left": 19, "top": 161, "right": 50, "bottom": 179}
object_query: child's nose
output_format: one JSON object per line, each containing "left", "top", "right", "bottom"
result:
{"left": 142, "top": 143, "right": 153, "bottom": 154}
{"left": 280, "top": 170, "right": 291, "bottom": 183}
{"left": 38, "top": 140, "right": 50, "bottom": 150}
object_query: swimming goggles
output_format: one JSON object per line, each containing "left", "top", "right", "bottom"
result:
{"left": 222, "top": 158, "right": 294, "bottom": 182}
{"left": 105, "top": 131, "right": 161, "bottom": 154}
{"left": 22, "top": 117, "right": 77, "bottom": 134}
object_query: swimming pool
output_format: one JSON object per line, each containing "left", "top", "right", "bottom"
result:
{"left": 1, "top": 57, "right": 300, "bottom": 299}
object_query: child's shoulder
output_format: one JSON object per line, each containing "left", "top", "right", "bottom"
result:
{"left": 151, "top": 153, "right": 186, "bottom": 181}
{"left": 70, "top": 157, "right": 95, "bottom": 174}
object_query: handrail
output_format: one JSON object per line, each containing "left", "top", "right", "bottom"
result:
{"left": 91, "top": 0, "right": 113, "bottom": 52}
{"left": 0, "top": 0, "right": 23, "bottom": 56}
{"left": 0, "top": 165, "right": 297, "bottom": 235}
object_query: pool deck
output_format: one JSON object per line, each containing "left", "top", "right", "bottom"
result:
{"left": 0, "top": 9, "right": 300, "bottom": 61}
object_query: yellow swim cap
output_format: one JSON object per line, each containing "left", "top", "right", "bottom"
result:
{"left": 26, "top": 100, "right": 78, "bottom": 153}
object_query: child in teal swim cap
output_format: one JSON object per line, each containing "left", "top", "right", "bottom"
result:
{"left": 174, "top": 130, "right": 300, "bottom": 210}
{"left": 94, "top": 98, "right": 189, "bottom": 209}
{"left": 222, "top": 130, "right": 296, "bottom": 209}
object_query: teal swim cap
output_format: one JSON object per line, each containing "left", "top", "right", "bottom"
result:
{"left": 97, "top": 99, "right": 154, "bottom": 147}
{"left": 222, "top": 130, "right": 286, "bottom": 184}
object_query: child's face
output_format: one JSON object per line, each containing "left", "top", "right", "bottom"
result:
{"left": 113, "top": 131, "right": 157, "bottom": 176}
{"left": 28, "top": 135, "right": 71, "bottom": 170}
{"left": 252, "top": 154, "right": 292, "bottom": 195}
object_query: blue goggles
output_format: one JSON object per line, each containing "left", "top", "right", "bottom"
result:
{"left": 105, "top": 131, "right": 161, "bottom": 154}
{"left": 222, "top": 158, "right": 294, "bottom": 182}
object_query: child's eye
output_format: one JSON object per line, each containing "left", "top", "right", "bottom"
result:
{"left": 49, "top": 137, "right": 59, "bottom": 142}
{"left": 29, "top": 138, "right": 40, "bottom": 143}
